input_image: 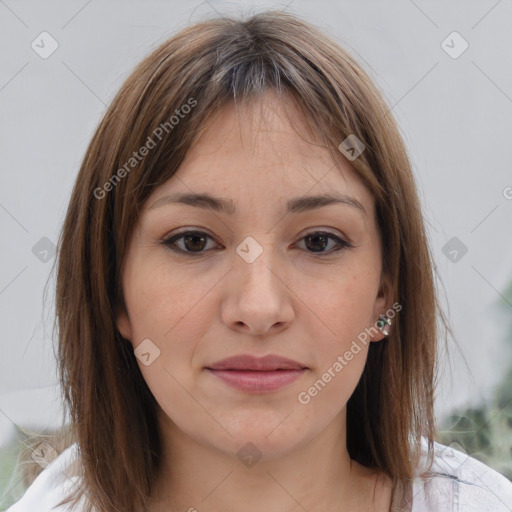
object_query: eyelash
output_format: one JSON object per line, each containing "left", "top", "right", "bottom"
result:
{"left": 159, "top": 229, "right": 353, "bottom": 257}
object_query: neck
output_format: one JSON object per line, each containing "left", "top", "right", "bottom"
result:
{"left": 147, "top": 408, "right": 384, "bottom": 512}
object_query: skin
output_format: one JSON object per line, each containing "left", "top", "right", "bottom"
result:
{"left": 117, "top": 90, "right": 394, "bottom": 512}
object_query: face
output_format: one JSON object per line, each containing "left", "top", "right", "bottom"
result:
{"left": 116, "top": 91, "right": 392, "bottom": 461}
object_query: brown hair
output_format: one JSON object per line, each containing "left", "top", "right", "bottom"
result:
{"left": 47, "top": 9, "right": 448, "bottom": 512}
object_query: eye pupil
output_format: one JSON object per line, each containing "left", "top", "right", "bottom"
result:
{"left": 305, "top": 234, "right": 329, "bottom": 252}
{"left": 184, "top": 233, "right": 208, "bottom": 252}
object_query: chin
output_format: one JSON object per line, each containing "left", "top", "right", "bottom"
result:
{"left": 216, "top": 414, "right": 316, "bottom": 460}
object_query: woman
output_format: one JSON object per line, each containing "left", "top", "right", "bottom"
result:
{"left": 7, "top": 10, "right": 512, "bottom": 512}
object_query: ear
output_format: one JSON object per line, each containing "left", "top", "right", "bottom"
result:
{"left": 370, "top": 272, "right": 395, "bottom": 343}
{"left": 116, "top": 304, "right": 133, "bottom": 342}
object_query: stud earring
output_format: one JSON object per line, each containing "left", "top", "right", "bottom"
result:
{"left": 376, "top": 315, "right": 392, "bottom": 336}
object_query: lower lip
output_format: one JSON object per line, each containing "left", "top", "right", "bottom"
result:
{"left": 207, "top": 369, "right": 306, "bottom": 392}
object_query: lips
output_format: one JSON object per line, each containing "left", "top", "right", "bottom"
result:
{"left": 206, "top": 354, "right": 308, "bottom": 393}
{"left": 207, "top": 354, "right": 307, "bottom": 371}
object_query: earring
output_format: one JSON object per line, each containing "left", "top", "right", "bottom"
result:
{"left": 376, "top": 315, "right": 392, "bottom": 336}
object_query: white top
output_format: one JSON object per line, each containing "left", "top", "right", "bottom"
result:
{"left": 6, "top": 439, "right": 512, "bottom": 511}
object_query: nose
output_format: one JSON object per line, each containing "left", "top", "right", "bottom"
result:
{"left": 221, "top": 245, "right": 294, "bottom": 337}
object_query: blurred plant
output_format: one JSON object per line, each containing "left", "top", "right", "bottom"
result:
{"left": 436, "top": 274, "right": 512, "bottom": 480}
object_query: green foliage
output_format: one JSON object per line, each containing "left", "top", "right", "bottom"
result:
{"left": 437, "top": 273, "right": 512, "bottom": 481}
{"left": 436, "top": 400, "right": 512, "bottom": 480}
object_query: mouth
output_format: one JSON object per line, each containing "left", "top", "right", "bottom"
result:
{"left": 205, "top": 354, "right": 308, "bottom": 393}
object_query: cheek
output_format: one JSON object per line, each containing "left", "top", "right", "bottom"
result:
{"left": 299, "top": 276, "right": 372, "bottom": 412}
{"left": 309, "top": 269, "right": 379, "bottom": 342}
{"left": 303, "top": 268, "right": 377, "bottom": 404}
{"left": 299, "top": 351, "right": 366, "bottom": 425}
{"left": 123, "top": 254, "right": 217, "bottom": 341}
{"left": 122, "top": 255, "right": 221, "bottom": 399}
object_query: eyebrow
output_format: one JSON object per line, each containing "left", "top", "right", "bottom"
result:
{"left": 148, "top": 192, "right": 366, "bottom": 215}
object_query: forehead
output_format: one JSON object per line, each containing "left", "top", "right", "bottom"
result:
{"left": 146, "top": 91, "right": 375, "bottom": 217}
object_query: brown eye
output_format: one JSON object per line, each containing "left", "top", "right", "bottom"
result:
{"left": 297, "top": 231, "right": 352, "bottom": 255}
{"left": 162, "top": 231, "right": 218, "bottom": 254}
{"left": 304, "top": 233, "right": 330, "bottom": 252}
{"left": 160, "top": 230, "right": 352, "bottom": 257}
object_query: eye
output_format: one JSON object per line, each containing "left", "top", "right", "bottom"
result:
{"left": 160, "top": 230, "right": 352, "bottom": 256}
{"left": 295, "top": 231, "right": 352, "bottom": 255}
{"left": 160, "top": 230, "right": 219, "bottom": 254}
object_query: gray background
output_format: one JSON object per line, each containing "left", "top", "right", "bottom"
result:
{"left": 1, "top": 0, "right": 512, "bottom": 447}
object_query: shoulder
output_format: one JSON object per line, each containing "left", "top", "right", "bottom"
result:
{"left": 5, "top": 443, "right": 85, "bottom": 512}
{"left": 411, "top": 438, "right": 512, "bottom": 512}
